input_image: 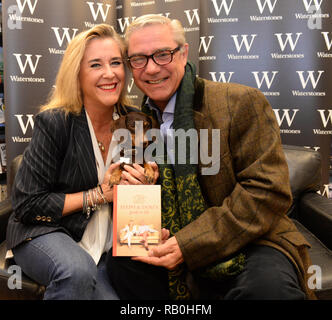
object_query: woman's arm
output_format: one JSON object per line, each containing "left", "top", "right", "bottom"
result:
{"left": 12, "top": 110, "right": 69, "bottom": 225}
{"left": 62, "top": 162, "right": 120, "bottom": 216}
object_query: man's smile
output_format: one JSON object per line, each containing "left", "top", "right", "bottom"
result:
{"left": 146, "top": 78, "right": 168, "bottom": 85}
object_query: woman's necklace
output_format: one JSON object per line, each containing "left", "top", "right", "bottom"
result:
{"left": 97, "top": 108, "right": 120, "bottom": 153}
{"left": 98, "top": 141, "right": 105, "bottom": 152}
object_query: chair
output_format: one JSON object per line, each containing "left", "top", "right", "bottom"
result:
{"left": 0, "top": 145, "right": 332, "bottom": 299}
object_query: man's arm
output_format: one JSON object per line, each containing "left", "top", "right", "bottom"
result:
{"left": 176, "top": 84, "right": 292, "bottom": 270}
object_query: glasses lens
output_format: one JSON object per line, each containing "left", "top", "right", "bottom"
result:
{"left": 153, "top": 51, "right": 172, "bottom": 65}
{"left": 130, "top": 56, "right": 147, "bottom": 68}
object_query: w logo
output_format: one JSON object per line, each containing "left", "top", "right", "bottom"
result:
{"left": 127, "top": 78, "right": 135, "bottom": 94}
{"left": 16, "top": 0, "right": 38, "bottom": 15}
{"left": 13, "top": 54, "right": 42, "bottom": 74}
{"left": 117, "top": 17, "right": 136, "bottom": 33}
{"left": 273, "top": 109, "right": 299, "bottom": 127}
{"left": 14, "top": 114, "right": 35, "bottom": 135}
{"left": 184, "top": 9, "right": 200, "bottom": 26}
{"left": 321, "top": 32, "right": 332, "bottom": 50}
{"left": 210, "top": 72, "right": 234, "bottom": 83}
{"left": 199, "top": 36, "right": 214, "bottom": 54}
{"left": 211, "top": 0, "right": 234, "bottom": 16}
{"left": 231, "top": 34, "right": 257, "bottom": 53}
{"left": 256, "top": 0, "right": 278, "bottom": 14}
{"left": 302, "top": 0, "right": 323, "bottom": 12}
{"left": 317, "top": 109, "right": 332, "bottom": 127}
{"left": 52, "top": 27, "right": 79, "bottom": 47}
{"left": 296, "top": 71, "right": 324, "bottom": 89}
{"left": 252, "top": 71, "right": 278, "bottom": 89}
{"left": 274, "top": 33, "right": 302, "bottom": 52}
{"left": 86, "top": 2, "right": 111, "bottom": 22}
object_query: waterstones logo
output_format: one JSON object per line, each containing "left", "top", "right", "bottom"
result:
{"left": 117, "top": 17, "right": 136, "bottom": 34}
{"left": 126, "top": 78, "right": 138, "bottom": 99}
{"left": 85, "top": 2, "right": 111, "bottom": 28}
{"left": 49, "top": 27, "right": 79, "bottom": 55}
{"left": 295, "top": 0, "right": 329, "bottom": 22}
{"left": 209, "top": 72, "right": 234, "bottom": 83}
{"left": 12, "top": 114, "right": 34, "bottom": 143}
{"left": 292, "top": 71, "right": 325, "bottom": 96}
{"left": 199, "top": 36, "right": 216, "bottom": 61}
{"left": 207, "top": 0, "right": 238, "bottom": 23}
{"left": 184, "top": 9, "right": 200, "bottom": 32}
{"left": 314, "top": 110, "right": 332, "bottom": 135}
{"left": 228, "top": 34, "right": 259, "bottom": 60}
{"left": 273, "top": 109, "right": 301, "bottom": 134}
{"left": 8, "top": 0, "right": 44, "bottom": 28}
{"left": 131, "top": 1, "right": 156, "bottom": 7}
{"left": 317, "top": 32, "right": 332, "bottom": 58}
{"left": 250, "top": 0, "right": 282, "bottom": 22}
{"left": 10, "top": 53, "right": 45, "bottom": 83}
{"left": 252, "top": 71, "right": 280, "bottom": 96}
{"left": 271, "top": 33, "right": 304, "bottom": 59}
{"left": 302, "top": 0, "right": 323, "bottom": 11}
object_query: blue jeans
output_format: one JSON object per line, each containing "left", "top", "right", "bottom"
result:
{"left": 13, "top": 232, "right": 119, "bottom": 300}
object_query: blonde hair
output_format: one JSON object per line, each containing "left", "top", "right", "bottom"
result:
{"left": 124, "top": 14, "right": 186, "bottom": 49}
{"left": 41, "top": 24, "right": 130, "bottom": 115}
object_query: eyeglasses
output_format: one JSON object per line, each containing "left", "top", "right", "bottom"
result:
{"left": 127, "top": 46, "right": 181, "bottom": 69}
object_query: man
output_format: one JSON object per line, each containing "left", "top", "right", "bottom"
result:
{"left": 106, "top": 14, "right": 315, "bottom": 300}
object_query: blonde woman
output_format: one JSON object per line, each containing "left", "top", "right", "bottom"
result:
{"left": 6, "top": 24, "right": 158, "bottom": 300}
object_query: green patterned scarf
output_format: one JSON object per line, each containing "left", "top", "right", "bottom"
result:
{"left": 142, "top": 62, "right": 245, "bottom": 300}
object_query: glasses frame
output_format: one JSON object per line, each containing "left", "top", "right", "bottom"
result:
{"left": 127, "top": 46, "right": 181, "bottom": 69}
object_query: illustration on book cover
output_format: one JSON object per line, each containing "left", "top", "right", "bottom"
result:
{"left": 113, "top": 185, "right": 161, "bottom": 256}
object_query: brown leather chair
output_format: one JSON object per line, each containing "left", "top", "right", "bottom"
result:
{"left": 0, "top": 145, "right": 332, "bottom": 299}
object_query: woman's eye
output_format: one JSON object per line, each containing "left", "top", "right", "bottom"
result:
{"left": 111, "top": 60, "right": 123, "bottom": 67}
{"left": 90, "top": 63, "right": 101, "bottom": 68}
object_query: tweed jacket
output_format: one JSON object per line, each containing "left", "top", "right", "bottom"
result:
{"left": 175, "top": 77, "right": 315, "bottom": 299}
{"left": 6, "top": 105, "right": 134, "bottom": 250}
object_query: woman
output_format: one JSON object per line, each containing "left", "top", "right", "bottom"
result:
{"left": 5, "top": 24, "right": 158, "bottom": 300}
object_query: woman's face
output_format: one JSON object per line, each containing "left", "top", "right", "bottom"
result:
{"left": 79, "top": 37, "right": 125, "bottom": 111}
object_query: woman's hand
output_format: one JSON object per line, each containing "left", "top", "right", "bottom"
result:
{"left": 100, "top": 162, "right": 122, "bottom": 202}
{"left": 121, "top": 162, "right": 159, "bottom": 185}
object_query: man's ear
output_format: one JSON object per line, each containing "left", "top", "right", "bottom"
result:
{"left": 181, "top": 43, "right": 189, "bottom": 64}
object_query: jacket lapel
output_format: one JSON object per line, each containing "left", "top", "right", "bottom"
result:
{"left": 73, "top": 108, "right": 98, "bottom": 188}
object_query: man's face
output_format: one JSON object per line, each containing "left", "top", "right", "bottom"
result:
{"left": 127, "top": 24, "right": 188, "bottom": 111}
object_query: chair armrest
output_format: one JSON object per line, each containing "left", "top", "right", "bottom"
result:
{"left": 298, "top": 192, "right": 332, "bottom": 250}
{"left": 0, "top": 198, "right": 13, "bottom": 243}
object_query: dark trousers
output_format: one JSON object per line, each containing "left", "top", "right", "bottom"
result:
{"left": 106, "top": 245, "right": 306, "bottom": 300}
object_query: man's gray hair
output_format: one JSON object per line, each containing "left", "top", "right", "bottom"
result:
{"left": 125, "top": 14, "right": 186, "bottom": 49}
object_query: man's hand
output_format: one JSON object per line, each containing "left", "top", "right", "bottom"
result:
{"left": 121, "top": 162, "right": 159, "bottom": 185}
{"left": 132, "top": 235, "right": 184, "bottom": 270}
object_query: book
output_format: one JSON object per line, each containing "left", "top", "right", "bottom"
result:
{"left": 112, "top": 184, "right": 161, "bottom": 256}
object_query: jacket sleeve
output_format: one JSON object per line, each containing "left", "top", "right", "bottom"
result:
{"left": 175, "top": 84, "right": 293, "bottom": 270}
{"left": 12, "top": 110, "right": 69, "bottom": 226}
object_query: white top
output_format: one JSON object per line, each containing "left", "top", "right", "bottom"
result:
{"left": 77, "top": 111, "right": 114, "bottom": 265}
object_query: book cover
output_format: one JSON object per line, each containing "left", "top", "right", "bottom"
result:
{"left": 112, "top": 185, "right": 161, "bottom": 256}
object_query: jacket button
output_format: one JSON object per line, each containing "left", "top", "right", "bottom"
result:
{"left": 46, "top": 216, "right": 52, "bottom": 222}
{"left": 36, "top": 215, "right": 41, "bottom": 221}
{"left": 41, "top": 216, "right": 46, "bottom": 221}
